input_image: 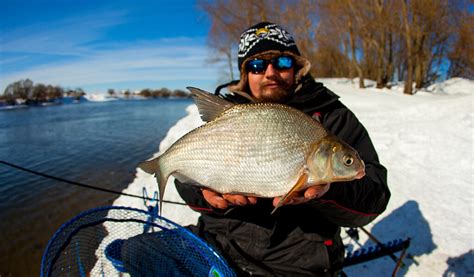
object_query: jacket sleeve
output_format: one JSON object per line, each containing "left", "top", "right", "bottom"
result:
{"left": 307, "top": 102, "right": 390, "bottom": 227}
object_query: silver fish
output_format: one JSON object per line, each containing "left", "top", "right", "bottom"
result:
{"left": 140, "top": 87, "right": 365, "bottom": 214}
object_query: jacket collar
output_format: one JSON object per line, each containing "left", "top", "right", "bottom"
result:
{"left": 285, "top": 76, "right": 340, "bottom": 113}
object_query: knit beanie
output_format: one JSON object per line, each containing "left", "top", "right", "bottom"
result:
{"left": 229, "top": 22, "right": 311, "bottom": 93}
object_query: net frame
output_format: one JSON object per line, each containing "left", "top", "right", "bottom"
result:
{"left": 41, "top": 206, "right": 235, "bottom": 277}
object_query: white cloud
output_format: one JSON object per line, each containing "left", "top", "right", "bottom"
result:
{"left": 0, "top": 39, "right": 223, "bottom": 93}
{"left": 0, "top": 10, "right": 226, "bottom": 93}
{"left": 1, "top": 10, "right": 128, "bottom": 56}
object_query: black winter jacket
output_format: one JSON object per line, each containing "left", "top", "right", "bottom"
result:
{"left": 176, "top": 78, "right": 390, "bottom": 276}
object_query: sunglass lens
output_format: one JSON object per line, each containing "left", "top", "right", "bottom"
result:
{"left": 247, "top": 56, "right": 294, "bottom": 73}
{"left": 276, "top": 56, "right": 293, "bottom": 70}
{"left": 247, "top": 59, "right": 266, "bottom": 73}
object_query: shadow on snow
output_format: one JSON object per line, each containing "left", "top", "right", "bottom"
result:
{"left": 443, "top": 250, "right": 474, "bottom": 276}
{"left": 344, "top": 200, "right": 436, "bottom": 275}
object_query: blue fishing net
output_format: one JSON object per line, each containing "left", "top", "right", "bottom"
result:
{"left": 41, "top": 206, "right": 235, "bottom": 276}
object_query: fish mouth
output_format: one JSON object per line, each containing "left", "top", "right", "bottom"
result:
{"left": 355, "top": 169, "right": 366, "bottom": 179}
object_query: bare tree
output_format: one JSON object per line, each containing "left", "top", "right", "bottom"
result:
{"left": 200, "top": 0, "right": 469, "bottom": 94}
{"left": 316, "top": 0, "right": 368, "bottom": 87}
{"left": 447, "top": 4, "right": 474, "bottom": 79}
{"left": 32, "top": 83, "right": 47, "bottom": 102}
{"left": 369, "top": 0, "right": 398, "bottom": 88}
{"left": 4, "top": 79, "right": 34, "bottom": 100}
{"left": 199, "top": 0, "right": 277, "bottom": 82}
{"left": 400, "top": 0, "right": 416, "bottom": 94}
{"left": 278, "top": 0, "right": 319, "bottom": 75}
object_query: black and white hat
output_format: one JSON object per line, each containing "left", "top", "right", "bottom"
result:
{"left": 237, "top": 22, "right": 301, "bottom": 71}
{"left": 230, "top": 22, "right": 311, "bottom": 93}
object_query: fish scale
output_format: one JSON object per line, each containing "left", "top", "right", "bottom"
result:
{"left": 157, "top": 103, "right": 325, "bottom": 196}
{"left": 139, "top": 87, "right": 365, "bottom": 214}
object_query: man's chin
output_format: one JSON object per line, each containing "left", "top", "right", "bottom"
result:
{"left": 260, "top": 87, "right": 291, "bottom": 103}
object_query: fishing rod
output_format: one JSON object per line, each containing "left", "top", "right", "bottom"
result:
{"left": 0, "top": 160, "right": 187, "bottom": 206}
{"left": 360, "top": 226, "right": 407, "bottom": 268}
{"left": 3, "top": 160, "right": 417, "bottom": 269}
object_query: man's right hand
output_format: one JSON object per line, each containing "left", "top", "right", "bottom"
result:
{"left": 201, "top": 189, "right": 257, "bottom": 209}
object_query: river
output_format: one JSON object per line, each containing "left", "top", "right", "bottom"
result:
{"left": 0, "top": 98, "right": 192, "bottom": 276}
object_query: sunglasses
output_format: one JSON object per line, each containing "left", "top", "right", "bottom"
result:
{"left": 246, "top": 56, "right": 294, "bottom": 74}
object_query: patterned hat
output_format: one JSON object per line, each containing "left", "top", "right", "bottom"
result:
{"left": 230, "top": 22, "right": 311, "bottom": 93}
{"left": 237, "top": 22, "right": 300, "bottom": 71}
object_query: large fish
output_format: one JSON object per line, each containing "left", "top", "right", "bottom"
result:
{"left": 140, "top": 87, "right": 365, "bottom": 214}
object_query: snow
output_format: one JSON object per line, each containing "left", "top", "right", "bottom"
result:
{"left": 113, "top": 105, "right": 203, "bottom": 226}
{"left": 114, "top": 78, "right": 473, "bottom": 275}
{"left": 83, "top": 94, "right": 119, "bottom": 102}
{"left": 83, "top": 93, "right": 148, "bottom": 102}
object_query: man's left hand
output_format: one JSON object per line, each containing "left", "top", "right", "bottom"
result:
{"left": 272, "top": 184, "right": 330, "bottom": 207}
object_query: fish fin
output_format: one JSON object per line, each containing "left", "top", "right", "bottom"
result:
{"left": 138, "top": 158, "right": 159, "bottom": 175}
{"left": 186, "top": 87, "right": 235, "bottom": 122}
{"left": 271, "top": 173, "right": 308, "bottom": 214}
{"left": 139, "top": 158, "right": 167, "bottom": 215}
{"left": 156, "top": 170, "right": 167, "bottom": 216}
{"left": 173, "top": 172, "right": 199, "bottom": 185}
{"left": 230, "top": 90, "right": 258, "bottom": 102}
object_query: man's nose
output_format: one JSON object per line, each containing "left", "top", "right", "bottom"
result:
{"left": 264, "top": 63, "right": 278, "bottom": 77}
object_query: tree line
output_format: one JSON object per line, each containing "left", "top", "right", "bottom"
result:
{"left": 108, "top": 88, "right": 189, "bottom": 98}
{"left": 1, "top": 79, "right": 85, "bottom": 105}
{"left": 1, "top": 79, "right": 190, "bottom": 105}
{"left": 200, "top": 0, "right": 472, "bottom": 94}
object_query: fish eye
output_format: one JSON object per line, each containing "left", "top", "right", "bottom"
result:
{"left": 343, "top": 155, "right": 354, "bottom": 166}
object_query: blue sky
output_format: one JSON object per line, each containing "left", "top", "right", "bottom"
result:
{"left": 0, "top": 0, "right": 227, "bottom": 94}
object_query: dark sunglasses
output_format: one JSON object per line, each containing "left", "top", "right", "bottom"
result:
{"left": 246, "top": 56, "right": 294, "bottom": 74}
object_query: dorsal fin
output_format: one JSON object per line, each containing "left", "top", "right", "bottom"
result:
{"left": 230, "top": 90, "right": 258, "bottom": 102}
{"left": 187, "top": 87, "right": 235, "bottom": 122}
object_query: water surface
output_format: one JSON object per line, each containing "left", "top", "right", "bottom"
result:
{"left": 0, "top": 98, "right": 191, "bottom": 276}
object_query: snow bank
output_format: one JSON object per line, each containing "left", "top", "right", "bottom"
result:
{"left": 427, "top": 77, "right": 474, "bottom": 95}
{"left": 322, "top": 78, "right": 473, "bottom": 276}
{"left": 115, "top": 78, "right": 473, "bottom": 276}
{"left": 83, "top": 94, "right": 118, "bottom": 102}
{"left": 113, "top": 105, "right": 203, "bottom": 226}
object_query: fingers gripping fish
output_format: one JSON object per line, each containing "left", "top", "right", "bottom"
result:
{"left": 139, "top": 87, "right": 365, "bottom": 215}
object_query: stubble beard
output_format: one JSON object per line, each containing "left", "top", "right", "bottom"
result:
{"left": 258, "top": 79, "right": 294, "bottom": 103}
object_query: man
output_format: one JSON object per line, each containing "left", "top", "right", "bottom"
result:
{"left": 176, "top": 22, "right": 390, "bottom": 276}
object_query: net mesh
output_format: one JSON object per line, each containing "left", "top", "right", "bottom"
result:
{"left": 41, "top": 206, "right": 235, "bottom": 277}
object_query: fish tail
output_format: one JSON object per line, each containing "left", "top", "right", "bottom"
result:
{"left": 139, "top": 157, "right": 167, "bottom": 215}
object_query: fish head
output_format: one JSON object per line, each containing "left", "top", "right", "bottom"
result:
{"left": 307, "top": 136, "right": 365, "bottom": 183}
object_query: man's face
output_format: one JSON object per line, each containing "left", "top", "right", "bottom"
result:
{"left": 247, "top": 56, "right": 295, "bottom": 103}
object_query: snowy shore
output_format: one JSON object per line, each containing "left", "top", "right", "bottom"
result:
{"left": 114, "top": 78, "right": 473, "bottom": 275}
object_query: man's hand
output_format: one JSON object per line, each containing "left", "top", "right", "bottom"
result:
{"left": 272, "top": 184, "right": 330, "bottom": 207}
{"left": 201, "top": 189, "right": 257, "bottom": 209}
{"left": 201, "top": 184, "right": 330, "bottom": 209}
